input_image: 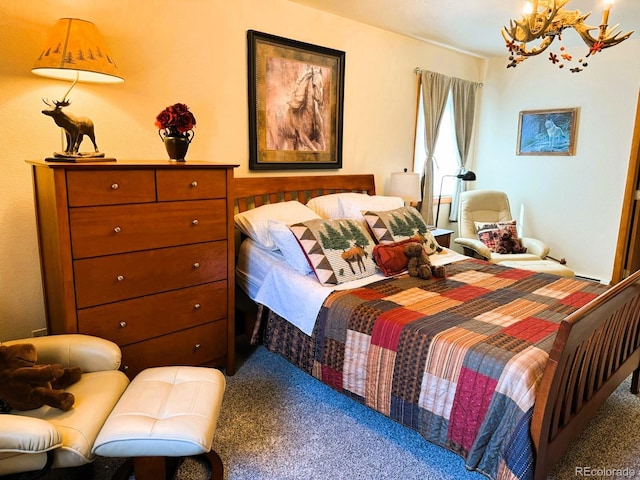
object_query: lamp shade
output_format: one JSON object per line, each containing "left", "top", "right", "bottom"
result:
{"left": 388, "top": 171, "right": 421, "bottom": 203}
{"left": 458, "top": 170, "right": 476, "bottom": 181}
{"left": 32, "top": 18, "right": 123, "bottom": 83}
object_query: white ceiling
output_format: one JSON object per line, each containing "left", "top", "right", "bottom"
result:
{"left": 289, "top": 0, "right": 638, "bottom": 58}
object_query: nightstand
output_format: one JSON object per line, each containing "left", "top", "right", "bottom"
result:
{"left": 431, "top": 228, "right": 454, "bottom": 248}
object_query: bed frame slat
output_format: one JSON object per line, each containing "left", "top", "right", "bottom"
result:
{"left": 233, "top": 174, "right": 376, "bottom": 214}
{"left": 532, "top": 273, "right": 640, "bottom": 479}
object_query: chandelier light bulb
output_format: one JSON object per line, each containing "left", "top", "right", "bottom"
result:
{"left": 602, "top": 0, "right": 614, "bottom": 24}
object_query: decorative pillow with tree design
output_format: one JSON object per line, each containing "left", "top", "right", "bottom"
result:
{"left": 363, "top": 206, "right": 441, "bottom": 255}
{"left": 289, "top": 218, "right": 378, "bottom": 285}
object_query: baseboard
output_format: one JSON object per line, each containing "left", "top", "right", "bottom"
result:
{"left": 574, "top": 274, "right": 602, "bottom": 283}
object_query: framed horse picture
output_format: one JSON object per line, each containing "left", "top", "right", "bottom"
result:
{"left": 247, "top": 30, "right": 345, "bottom": 170}
{"left": 516, "top": 107, "right": 579, "bottom": 156}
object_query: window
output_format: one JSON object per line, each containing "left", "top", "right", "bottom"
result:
{"left": 413, "top": 89, "right": 460, "bottom": 196}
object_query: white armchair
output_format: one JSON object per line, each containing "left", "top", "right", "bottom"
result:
{"left": 454, "top": 190, "right": 550, "bottom": 263}
{"left": 0, "top": 334, "right": 129, "bottom": 478}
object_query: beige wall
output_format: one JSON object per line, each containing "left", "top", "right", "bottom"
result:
{"left": 473, "top": 40, "right": 640, "bottom": 283}
{"left": 0, "top": 0, "right": 484, "bottom": 340}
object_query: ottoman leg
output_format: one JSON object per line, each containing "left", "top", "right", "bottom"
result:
{"left": 111, "top": 457, "right": 178, "bottom": 480}
{"left": 134, "top": 456, "right": 175, "bottom": 480}
{"left": 111, "top": 458, "right": 133, "bottom": 480}
{"left": 200, "top": 449, "right": 224, "bottom": 480}
{"left": 112, "top": 453, "right": 223, "bottom": 480}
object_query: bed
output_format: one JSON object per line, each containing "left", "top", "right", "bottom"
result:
{"left": 232, "top": 174, "right": 640, "bottom": 480}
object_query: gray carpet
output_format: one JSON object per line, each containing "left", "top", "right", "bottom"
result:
{"left": 40, "top": 345, "right": 640, "bottom": 479}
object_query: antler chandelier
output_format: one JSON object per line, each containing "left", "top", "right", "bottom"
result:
{"left": 502, "top": 0, "right": 633, "bottom": 72}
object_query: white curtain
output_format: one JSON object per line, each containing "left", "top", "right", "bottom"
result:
{"left": 449, "top": 77, "right": 480, "bottom": 222}
{"left": 418, "top": 71, "right": 451, "bottom": 225}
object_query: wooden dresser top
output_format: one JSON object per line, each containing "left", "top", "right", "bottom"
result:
{"left": 27, "top": 159, "right": 239, "bottom": 169}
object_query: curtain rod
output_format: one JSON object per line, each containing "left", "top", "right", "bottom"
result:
{"left": 414, "top": 67, "right": 483, "bottom": 87}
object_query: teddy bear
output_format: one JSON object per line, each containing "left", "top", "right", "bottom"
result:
{"left": 0, "top": 342, "right": 82, "bottom": 411}
{"left": 493, "top": 228, "right": 527, "bottom": 255}
{"left": 404, "top": 242, "right": 446, "bottom": 280}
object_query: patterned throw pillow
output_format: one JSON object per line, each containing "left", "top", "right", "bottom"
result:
{"left": 475, "top": 220, "right": 518, "bottom": 252}
{"left": 477, "top": 228, "right": 500, "bottom": 251}
{"left": 362, "top": 206, "right": 441, "bottom": 255}
{"left": 289, "top": 218, "right": 378, "bottom": 285}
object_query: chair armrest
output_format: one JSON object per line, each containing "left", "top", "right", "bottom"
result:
{"left": 0, "top": 416, "right": 62, "bottom": 454}
{"left": 3, "top": 334, "right": 121, "bottom": 373}
{"left": 453, "top": 237, "right": 491, "bottom": 259}
{"left": 520, "top": 237, "right": 550, "bottom": 258}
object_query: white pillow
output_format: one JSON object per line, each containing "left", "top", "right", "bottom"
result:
{"left": 306, "top": 193, "right": 404, "bottom": 219}
{"left": 268, "top": 220, "right": 313, "bottom": 275}
{"left": 338, "top": 195, "right": 405, "bottom": 220}
{"left": 234, "top": 201, "right": 321, "bottom": 250}
{"left": 306, "top": 193, "right": 346, "bottom": 218}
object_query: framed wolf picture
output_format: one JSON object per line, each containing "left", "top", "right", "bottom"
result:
{"left": 517, "top": 108, "right": 579, "bottom": 156}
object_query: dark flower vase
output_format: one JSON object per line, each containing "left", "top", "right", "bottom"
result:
{"left": 159, "top": 128, "right": 194, "bottom": 161}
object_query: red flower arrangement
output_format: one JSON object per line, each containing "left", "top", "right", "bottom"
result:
{"left": 155, "top": 103, "right": 196, "bottom": 134}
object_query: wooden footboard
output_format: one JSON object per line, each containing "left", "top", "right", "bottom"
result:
{"left": 531, "top": 269, "right": 640, "bottom": 479}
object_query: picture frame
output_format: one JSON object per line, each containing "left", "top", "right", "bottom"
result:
{"left": 516, "top": 108, "right": 579, "bottom": 156}
{"left": 247, "top": 30, "right": 345, "bottom": 170}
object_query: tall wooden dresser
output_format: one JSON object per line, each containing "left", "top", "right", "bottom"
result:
{"left": 28, "top": 160, "right": 237, "bottom": 378}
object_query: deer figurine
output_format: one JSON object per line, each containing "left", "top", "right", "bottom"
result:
{"left": 42, "top": 99, "right": 100, "bottom": 156}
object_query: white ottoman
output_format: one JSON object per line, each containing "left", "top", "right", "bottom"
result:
{"left": 498, "top": 259, "right": 575, "bottom": 277}
{"left": 93, "top": 366, "right": 225, "bottom": 480}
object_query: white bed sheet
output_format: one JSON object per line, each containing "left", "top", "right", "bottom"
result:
{"left": 236, "top": 238, "right": 467, "bottom": 336}
{"left": 236, "top": 238, "right": 285, "bottom": 299}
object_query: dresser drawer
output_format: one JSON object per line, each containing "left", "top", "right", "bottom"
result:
{"left": 120, "top": 320, "right": 227, "bottom": 378}
{"left": 70, "top": 199, "right": 226, "bottom": 258}
{"left": 74, "top": 241, "right": 227, "bottom": 308}
{"left": 66, "top": 169, "right": 157, "bottom": 206}
{"left": 156, "top": 169, "right": 227, "bottom": 201}
{"left": 77, "top": 282, "right": 227, "bottom": 345}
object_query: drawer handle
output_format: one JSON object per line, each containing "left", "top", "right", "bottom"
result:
{"left": 192, "top": 219, "right": 199, "bottom": 225}
{"left": 194, "top": 343, "right": 201, "bottom": 351}
{"left": 111, "top": 183, "right": 119, "bottom": 190}
{"left": 119, "top": 321, "right": 127, "bottom": 328}
{"left": 193, "top": 262, "right": 200, "bottom": 269}
{"left": 114, "top": 226, "right": 122, "bottom": 233}
{"left": 191, "top": 181, "right": 198, "bottom": 188}
{"left": 194, "top": 303, "right": 201, "bottom": 310}
{"left": 116, "top": 275, "right": 125, "bottom": 282}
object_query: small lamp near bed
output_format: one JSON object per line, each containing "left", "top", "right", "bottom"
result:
{"left": 388, "top": 169, "right": 421, "bottom": 206}
{"left": 435, "top": 170, "right": 476, "bottom": 226}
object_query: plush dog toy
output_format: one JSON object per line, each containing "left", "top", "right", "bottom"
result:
{"left": 494, "top": 228, "right": 527, "bottom": 255}
{"left": 404, "top": 242, "right": 446, "bottom": 280}
{"left": 0, "top": 343, "right": 82, "bottom": 411}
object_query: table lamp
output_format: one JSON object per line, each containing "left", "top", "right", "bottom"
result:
{"left": 32, "top": 18, "right": 124, "bottom": 161}
{"left": 388, "top": 169, "right": 421, "bottom": 205}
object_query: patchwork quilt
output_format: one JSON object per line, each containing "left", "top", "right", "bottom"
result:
{"left": 262, "top": 258, "right": 609, "bottom": 480}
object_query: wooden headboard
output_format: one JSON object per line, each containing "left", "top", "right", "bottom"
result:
{"left": 233, "top": 174, "right": 376, "bottom": 213}
{"left": 231, "top": 173, "right": 376, "bottom": 336}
